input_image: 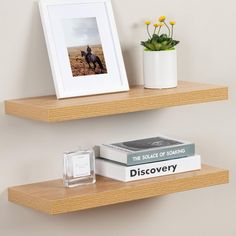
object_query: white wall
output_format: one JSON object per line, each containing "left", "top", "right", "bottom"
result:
{"left": 0, "top": 0, "right": 235, "bottom": 235}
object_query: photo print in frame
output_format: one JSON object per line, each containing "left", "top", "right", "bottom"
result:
{"left": 39, "top": 0, "right": 129, "bottom": 99}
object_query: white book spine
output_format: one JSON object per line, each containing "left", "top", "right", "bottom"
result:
{"left": 96, "top": 155, "right": 201, "bottom": 182}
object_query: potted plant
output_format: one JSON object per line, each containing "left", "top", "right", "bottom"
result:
{"left": 141, "top": 16, "right": 179, "bottom": 89}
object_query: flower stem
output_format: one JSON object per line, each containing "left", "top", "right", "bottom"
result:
{"left": 153, "top": 26, "right": 157, "bottom": 36}
{"left": 164, "top": 21, "right": 171, "bottom": 37}
{"left": 171, "top": 25, "right": 174, "bottom": 38}
{"left": 147, "top": 25, "right": 151, "bottom": 39}
{"left": 157, "top": 26, "right": 162, "bottom": 36}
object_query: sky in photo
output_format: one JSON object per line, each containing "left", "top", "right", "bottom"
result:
{"left": 62, "top": 17, "right": 101, "bottom": 47}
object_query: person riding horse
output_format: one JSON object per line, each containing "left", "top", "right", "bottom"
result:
{"left": 81, "top": 45, "right": 104, "bottom": 70}
{"left": 87, "top": 45, "right": 92, "bottom": 54}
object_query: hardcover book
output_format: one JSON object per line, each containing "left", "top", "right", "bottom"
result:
{"left": 96, "top": 155, "right": 201, "bottom": 182}
{"left": 99, "top": 136, "right": 195, "bottom": 166}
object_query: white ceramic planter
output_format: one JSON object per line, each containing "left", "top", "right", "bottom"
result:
{"left": 143, "top": 49, "right": 177, "bottom": 89}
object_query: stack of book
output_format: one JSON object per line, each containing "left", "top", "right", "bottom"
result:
{"left": 96, "top": 136, "right": 201, "bottom": 182}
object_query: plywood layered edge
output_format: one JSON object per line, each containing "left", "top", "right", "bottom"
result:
{"left": 8, "top": 164, "right": 229, "bottom": 215}
{"left": 5, "top": 81, "right": 228, "bottom": 122}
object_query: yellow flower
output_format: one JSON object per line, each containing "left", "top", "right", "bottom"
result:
{"left": 159, "top": 22, "right": 164, "bottom": 27}
{"left": 159, "top": 16, "right": 166, "bottom": 22}
{"left": 145, "top": 20, "right": 151, "bottom": 25}
{"left": 170, "top": 20, "right": 176, "bottom": 25}
{"left": 153, "top": 23, "right": 159, "bottom": 27}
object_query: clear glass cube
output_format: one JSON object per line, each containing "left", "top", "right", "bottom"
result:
{"left": 63, "top": 148, "right": 96, "bottom": 188}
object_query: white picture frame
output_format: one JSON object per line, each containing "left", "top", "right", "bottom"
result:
{"left": 39, "top": 0, "right": 129, "bottom": 99}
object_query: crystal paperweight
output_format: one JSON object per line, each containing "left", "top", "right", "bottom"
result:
{"left": 63, "top": 148, "right": 96, "bottom": 188}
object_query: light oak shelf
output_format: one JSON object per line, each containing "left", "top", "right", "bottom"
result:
{"left": 8, "top": 164, "right": 228, "bottom": 215}
{"left": 5, "top": 81, "right": 228, "bottom": 122}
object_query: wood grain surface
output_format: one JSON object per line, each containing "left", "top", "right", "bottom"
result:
{"left": 5, "top": 81, "right": 228, "bottom": 122}
{"left": 8, "top": 164, "right": 229, "bottom": 215}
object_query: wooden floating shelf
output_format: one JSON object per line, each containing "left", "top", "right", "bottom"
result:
{"left": 5, "top": 81, "right": 228, "bottom": 122}
{"left": 8, "top": 164, "right": 229, "bottom": 215}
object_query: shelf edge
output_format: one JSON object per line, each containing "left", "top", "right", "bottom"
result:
{"left": 8, "top": 165, "right": 229, "bottom": 215}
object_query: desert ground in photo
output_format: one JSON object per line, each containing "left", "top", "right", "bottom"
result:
{"left": 67, "top": 45, "right": 107, "bottom": 77}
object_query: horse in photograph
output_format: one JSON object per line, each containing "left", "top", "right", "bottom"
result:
{"left": 80, "top": 49, "right": 104, "bottom": 72}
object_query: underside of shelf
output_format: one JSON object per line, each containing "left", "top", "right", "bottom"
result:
{"left": 5, "top": 81, "right": 228, "bottom": 122}
{"left": 8, "top": 164, "right": 229, "bottom": 215}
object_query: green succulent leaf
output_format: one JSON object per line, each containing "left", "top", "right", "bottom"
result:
{"left": 171, "top": 40, "right": 180, "bottom": 47}
{"left": 141, "top": 41, "right": 156, "bottom": 51}
{"left": 160, "top": 34, "right": 168, "bottom": 39}
{"left": 152, "top": 42, "right": 162, "bottom": 50}
{"left": 161, "top": 41, "right": 169, "bottom": 46}
{"left": 141, "top": 34, "right": 180, "bottom": 51}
